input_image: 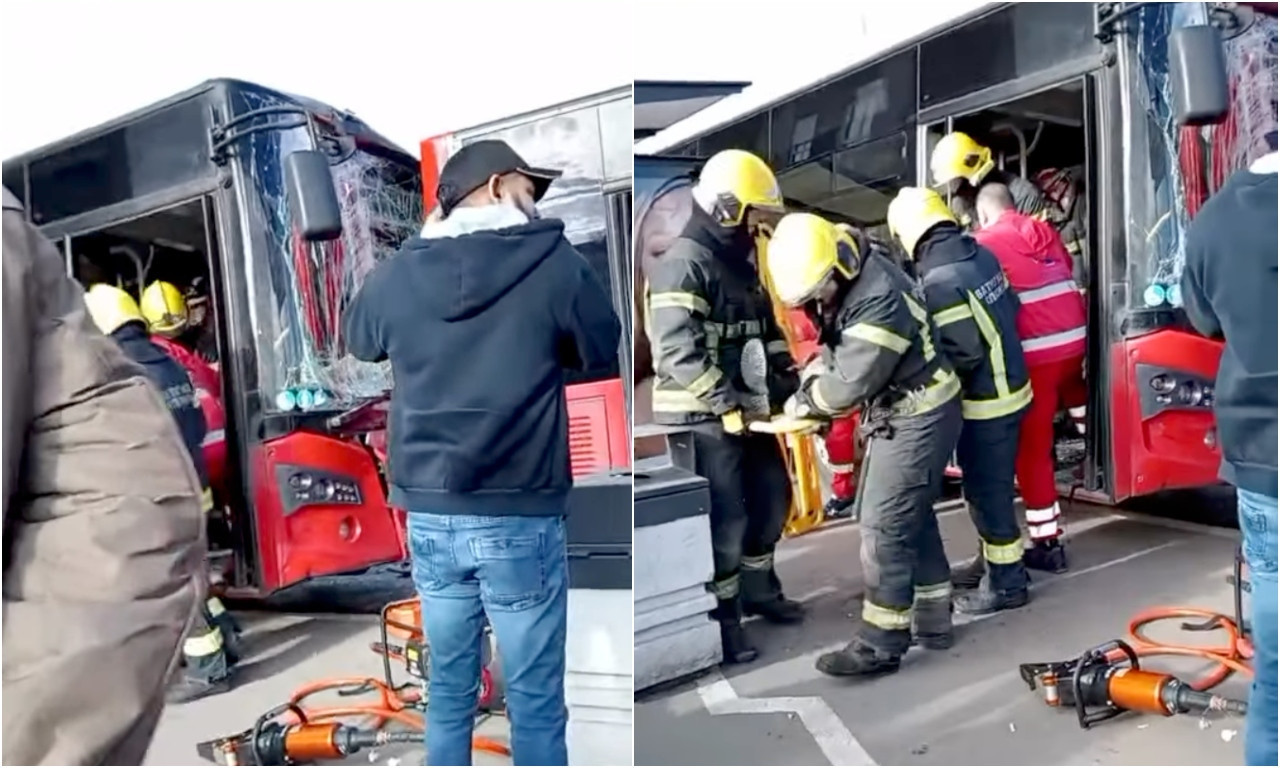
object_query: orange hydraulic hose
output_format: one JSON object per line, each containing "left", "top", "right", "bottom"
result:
{"left": 1107, "top": 607, "right": 1254, "bottom": 694}
{"left": 285, "top": 677, "right": 511, "bottom": 757}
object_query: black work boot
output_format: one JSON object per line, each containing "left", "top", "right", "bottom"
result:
{"left": 205, "top": 599, "right": 243, "bottom": 665}
{"left": 712, "top": 598, "right": 758, "bottom": 664}
{"left": 954, "top": 575, "right": 1030, "bottom": 616}
{"left": 912, "top": 598, "right": 954, "bottom": 650}
{"left": 1023, "top": 539, "right": 1069, "bottom": 574}
{"left": 167, "top": 673, "right": 232, "bottom": 704}
{"left": 742, "top": 566, "right": 805, "bottom": 624}
{"left": 823, "top": 495, "right": 856, "bottom": 520}
{"left": 950, "top": 556, "right": 986, "bottom": 590}
{"left": 815, "top": 638, "right": 902, "bottom": 678}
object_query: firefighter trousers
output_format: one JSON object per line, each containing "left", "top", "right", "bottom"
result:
{"left": 858, "top": 398, "right": 963, "bottom": 655}
{"left": 956, "top": 410, "right": 1031, "bottom": 593}
{"left": 689, "top": 421, "right": 792, "bottom": 622}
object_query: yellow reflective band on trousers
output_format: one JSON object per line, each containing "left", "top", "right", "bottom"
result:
{"left": 206, "top": 597, "right": 228, "bottom": 617}
{"left": 914, "top": 581, "right": 952, "bottom": 602}
{"left": 201, "top": 487, "right": 214, "bottom": 513}
{"left": 843, "top": 322, "right": 911, "bottom": 354}
{"left": 932, "top": 303, "right": 974, "bottom": 328}
{"left": 652, "top": 388, "right": 715, "bottom": 414}
{"left": 687, "top": 367, "right": 724, "bottom": 398}
{"left": 902, "top": 293, "right": 938, "bottom": 362}
{"left": 766, "top": 339, "right": 791, "bottom": 356}
{"left": 183, "top": 627, "right": 225, "bottom": 658}
{"left": 710, "top": 573, "right": 740, "bottom": 599}
{"left": 982, "top": 538, "right": 1025, "bottom": 565}
{"left": 862, "top": 600, "right": 912, "bottom": 631}
{"left": 649, "top": 291, "right": 710, "bottom": 316}
{"left": 742, "top": 552, "right": 774, "bottom": 571}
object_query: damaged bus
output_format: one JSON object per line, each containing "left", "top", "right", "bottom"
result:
{"left": 2, "top": 79, "right": 425, "bottom": 597}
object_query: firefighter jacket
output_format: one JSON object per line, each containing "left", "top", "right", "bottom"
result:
{"left": 972, "top": 209, "right": 1087, "bottom": 367}
{"left": 798, "top": 249, "right": 961, "bottom": 420}
{"left": 2, "top": 187, "right": 205, "bottom": 767}
{"left": 113, "top": 323, "right": 212, "bottom": 508}
{"left": 645, "top": 206, "right": 797, "bottom": 425}
{"left": 914, "top": 224, "right": 1032, "bottom": 421}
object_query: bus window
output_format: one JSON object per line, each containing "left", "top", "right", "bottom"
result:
{"left": 634, "top": 182, "right": 695, "bottom": 427}
{"left": 699, "top": 112, "right": 770, "bottom": 160}
{"left": 2, "top": 163, "right": 25, "bottom": 208}
{"left": 778, "top": 131, "right": 914, "bottom": 236}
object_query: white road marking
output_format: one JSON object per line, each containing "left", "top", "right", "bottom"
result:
{"left": 699, "top": 534, "right": 1185, "bottom": 764}
{"left": 697, "top": 669, "right": 877, "bottom": 766}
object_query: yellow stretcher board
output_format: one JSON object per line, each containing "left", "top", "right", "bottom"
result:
{"left": 754, "top": 231, "right": 827, "bottom": 537}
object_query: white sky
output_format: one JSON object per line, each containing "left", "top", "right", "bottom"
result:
{"left": 0, "top": 0, "right": 633, "bottom": 159}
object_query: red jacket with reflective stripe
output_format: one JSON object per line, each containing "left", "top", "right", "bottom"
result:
{"left": 151, "top": 335, "right": 227, "bottom": 490}
{"left": 973, "top": 211, "right": 1087, "bottom": 366}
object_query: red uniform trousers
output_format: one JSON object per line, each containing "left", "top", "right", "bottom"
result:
{"left": 1015, "top": 354, "right": 1087, "bottom": 541}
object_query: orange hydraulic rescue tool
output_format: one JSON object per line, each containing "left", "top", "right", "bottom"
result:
{"left": 754, "top": 229, "right": 826, "bottom": 536}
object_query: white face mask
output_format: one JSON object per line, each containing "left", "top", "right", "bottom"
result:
{"left": 498, "top": 195, "right": 539, "bottom": 221}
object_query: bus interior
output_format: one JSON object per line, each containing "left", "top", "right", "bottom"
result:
{"left": 924, "top": 79, "right": 1094, "bottom": 492}
{"left": 61, "top": 197, "right": 222, "bottom": 363}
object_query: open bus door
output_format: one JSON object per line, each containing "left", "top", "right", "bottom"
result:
{"left": 634, "top": 154, "right": 826, "bottom": 535}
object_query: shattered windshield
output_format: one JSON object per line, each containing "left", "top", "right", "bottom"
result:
{"left": 234, "top": 94, "right": 422, "bottom": 412}
{"left": 1126, "top": 3, "right": 1277, "bottom": 312}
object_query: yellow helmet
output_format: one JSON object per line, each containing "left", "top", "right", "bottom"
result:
{"left": 140, "top": 281, "right": 189, "bottom": 336}
{"left": 696, "top": 149, "right": 785, "bottom": 226}
{"left": 765, "top": 213, "right": 862, "bottom": 307}
{"left": 887, "top": 187, "right": 958, "bottom": 257}
{"left": 84, "top": 283, "right": 146, "bottom": 335}
{"left": 930, "top": 131, "right": 995, "bottom": 187}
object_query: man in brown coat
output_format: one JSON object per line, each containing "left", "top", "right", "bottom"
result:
{"left": 2, "top": 187, "right": 207, "bottom": 765}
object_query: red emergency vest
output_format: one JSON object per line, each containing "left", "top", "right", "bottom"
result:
{"left": 152, "top": 335, "right": 228, "bottom": 492}
{"left": 973, "top": 211, "right": 1087, "bottom": 367}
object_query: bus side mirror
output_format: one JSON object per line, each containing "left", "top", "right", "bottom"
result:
{"left": 1168, "top": 25, "right": 1230, "bottom": 126}
{"left": 284, "top": 150, "right": 343, "bottom": 241}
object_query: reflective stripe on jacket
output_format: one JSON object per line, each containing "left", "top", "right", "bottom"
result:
{"left": 801, "top": 250, "right": 960, "bottom": 420}
{"left": 973, "top": 210, "right": 1087, "bottom": 367}
{"left": 915, "top": 225, "right": 1032, "bottom": 421}
{"left": 644, "top": 206, "right": 796, "bottom": 425}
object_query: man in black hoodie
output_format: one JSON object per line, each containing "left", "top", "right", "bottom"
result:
{"left": 344, "top": 140, "right": 620, "bottom": 767}
{"left": 1180, "top": 148, "right": 1277, "bottom": 768}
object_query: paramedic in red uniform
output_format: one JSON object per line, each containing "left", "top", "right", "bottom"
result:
{"left": 786, "top": 309, "right": 859, "bottom": 518}
{"left": 972, "top": 184, "right": 1087, "bottom": 573}
{"left": 141, "top": 281, "right": 228, "bottom": 495}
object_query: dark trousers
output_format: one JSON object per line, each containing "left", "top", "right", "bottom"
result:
{"left": 956, "top": 410, "right": 1030, "bottom": 593}
{"left": 690, "top": 421, "right": 792, "bottom": 620}
{"left": 858, "top": 398, "right": 962, "bottom": 654}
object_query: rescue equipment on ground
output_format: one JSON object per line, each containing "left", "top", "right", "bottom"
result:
{"left": 196, "top": 599, "right": 509, "bottom": 765}
{"left": 1018, "top": 556, "right": 1253, "bottom": 729}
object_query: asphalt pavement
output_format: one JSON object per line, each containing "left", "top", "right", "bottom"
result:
{"left": 146, "top": 610, "right": 511, "bottom": 766}
{"left": 636, "top": 496, "right": 1251, "bottom": 766}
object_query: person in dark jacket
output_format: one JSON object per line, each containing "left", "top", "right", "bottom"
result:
{"left": 343, "top": 139, "right": 620, "bottom": 767}
{"left": 82, "top": 283, "right": 239, "bottom": 705}
{"left": 930, "top": 131, "right": 1049, "bottom": 227}
{"left": 888, "top": 187, "right": 1033, "bottom": 616}
{"left": 767, "top": 213, "right": 963, "bottom": 678}
{"left": 1180, "top": 149, "right": 1277, "bottom": 768}
{"left": 644, "top": 148, "right": 802, "bottom": 666}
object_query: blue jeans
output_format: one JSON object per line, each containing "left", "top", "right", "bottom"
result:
{"left": 1238, "top": 489, "right": 1278, "bottom": 767}
{"left": 408, "top": 513, "right": 569, "bottom": 766}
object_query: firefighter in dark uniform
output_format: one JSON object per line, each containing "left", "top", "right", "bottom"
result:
{"left": 83, "top": 284, "right": 241, "bottom": 703}
{"left": 644, "top": 149, "right": 803, "bottom": 664}
{"left": 887, "top": 188, "right": 1034, "bottom": 615}
{"left": 766, "top": 213, "right": 964, "bottom": 678}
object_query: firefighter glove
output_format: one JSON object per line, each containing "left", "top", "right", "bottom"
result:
{"left": 722, "top": 409, "right": 748, "bottom": 435}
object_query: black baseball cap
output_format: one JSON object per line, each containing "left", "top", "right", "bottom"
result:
{"left": 436, "top": 139, "right": 562, "bottom": 215}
